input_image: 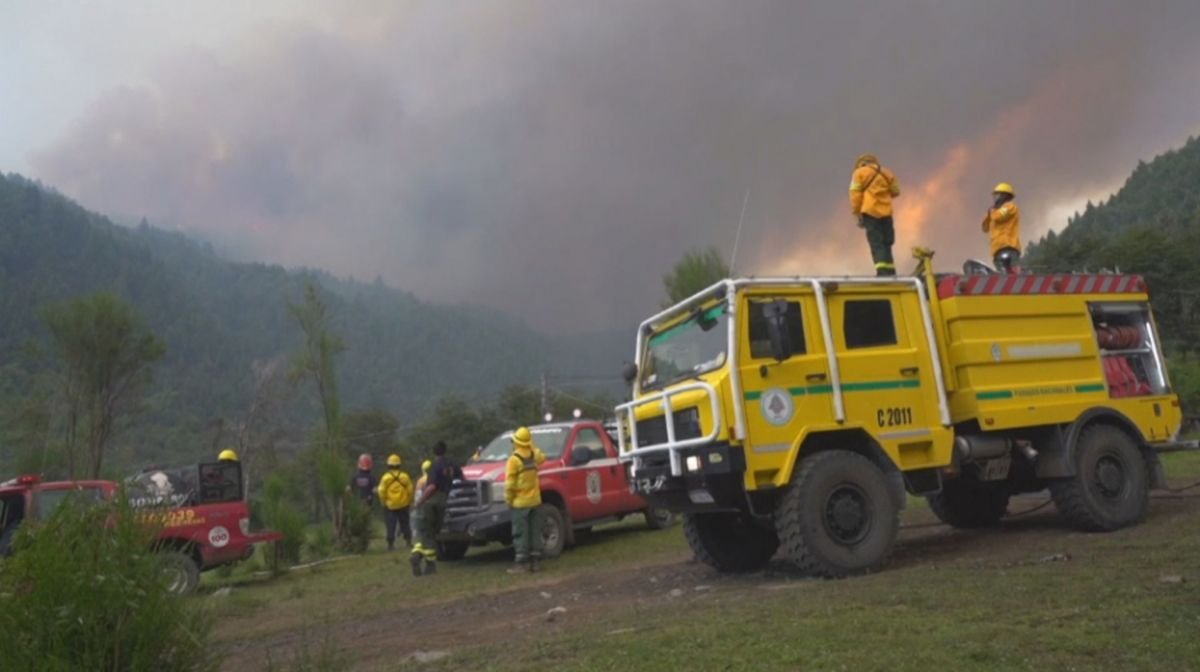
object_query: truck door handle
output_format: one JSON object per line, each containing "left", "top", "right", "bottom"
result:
{"left": 900, "top": 367, "right": 919, "bottom": 376}
{"left": 806, "top": 373, "right": 827, "bottom": 382}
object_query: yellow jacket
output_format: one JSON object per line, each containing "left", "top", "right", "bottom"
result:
{"left": 849, "top": 163, "right": 901, "bottom": 218}
{"left": 982, "top": 201, "right": 1021, "bottom": 255}
{"left": 505, "top": 444, "right": 546, "bottom": 509}
{"left": 377, "top": 469, "right": 414, "bottom": 510}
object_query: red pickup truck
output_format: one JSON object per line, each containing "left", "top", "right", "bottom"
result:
{"left": 0, "top": 461, "right": 280, "bottom": 594}
{"left": 437, "top": 420, "right": 674, "bottom": 560}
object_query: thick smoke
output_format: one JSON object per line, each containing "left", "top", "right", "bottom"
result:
{"left": 32, "top": 1, "right": 1200, "bottom": 331}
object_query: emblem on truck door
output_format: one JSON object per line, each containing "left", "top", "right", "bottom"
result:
{"left": 760, "top": 388, "right": 795, "bottom": 426}
{"left": 586, "top": 471, "right": 603, "bottom": 504}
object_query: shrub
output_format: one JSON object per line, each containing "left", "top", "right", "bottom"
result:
{"left": 0, "top": 493, "right": 218, "bottom": 671}
{"left": 335, "top": 492, "right": 373, "bottom": 554}
{"left": 258, "top": 473, "right": 306, "bottom": 567}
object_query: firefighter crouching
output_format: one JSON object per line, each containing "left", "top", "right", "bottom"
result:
{"left": 982, "top": 182, "right": 1022, "bottom": 273}
{"left": 411, "top": 442, "right": 454, "bottom": 577}
{"left": 377, "top": 454, "right": 414, "bottom": 551}
{"left": 506, "top": 427, "right": 547, "bottom": 574}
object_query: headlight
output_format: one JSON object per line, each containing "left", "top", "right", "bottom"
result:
{"left": 491, "top": 483, "right": 506, "bottom": 503}
{"left": 685, "top": 455, "right": 702, "bottom": 472}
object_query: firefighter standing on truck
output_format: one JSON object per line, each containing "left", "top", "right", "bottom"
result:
{"left": 506, "top": 427, "right": 547, "bottom": 574}
{"left": 377, "top": 454, "right": 414, "bottom": 551}
{"left": 849, "top": 153, "right": 902, "bottom": 276}
{"left": 981, "top": 182, "right": 1022, "bottom": 274}
{"left": 410, "top": 442, "right": 456, "bottom": 577}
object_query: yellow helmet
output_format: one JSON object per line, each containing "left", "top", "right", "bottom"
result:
{"left": 218, "top": 448, "right": 239, "bottom": 462}
{"left": 856, "top": 153, "right": 879, "bottom": 167}
{"left": 512, "top": 426, "right": 532, "bottom": 448}
{"left": 421, "top": 459, "right": 432, "bottom": 474}
{"left": 993, "top": 182, "right": 1015, "bottom": 195}
{"left": 386, "top": 454, "right": 402, "bottom": 467}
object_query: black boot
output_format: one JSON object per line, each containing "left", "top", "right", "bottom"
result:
{"left": 409, "top": 553, "right": 423, "bottom": 577}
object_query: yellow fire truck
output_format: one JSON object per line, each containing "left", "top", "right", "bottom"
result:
{"left": 615, "top": 250, "right": 1186, "bottom": 577}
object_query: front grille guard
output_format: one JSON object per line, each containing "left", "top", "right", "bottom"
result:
{"left": 615, "top": 381, "right": 722, "bottom": 477}
{"left": 445, "top": 479, "right": 490, "bottom": 519}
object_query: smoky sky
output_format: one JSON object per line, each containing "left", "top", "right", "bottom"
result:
{"left": 30, "top": 1, "right": 1200, "bottom": 332}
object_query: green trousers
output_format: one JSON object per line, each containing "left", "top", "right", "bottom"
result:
{"left": 511, "top": 506, "right": 544, "bottom": 563}
{"left": 861, "top": 214, "right": 896, "bottom": 276}
{"left": 412, "top": 492, "right": 447, "bottom": 560}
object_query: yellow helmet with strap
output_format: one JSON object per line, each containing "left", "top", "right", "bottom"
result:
{"left": 512, "top": 426, "right": 532, "bottom": 448}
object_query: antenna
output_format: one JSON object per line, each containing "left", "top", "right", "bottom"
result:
{"left": 729, "top": 188, "right": 750, "bottom": 275}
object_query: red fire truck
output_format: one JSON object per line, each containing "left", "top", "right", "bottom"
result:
{"left": 0, "top": 460, "right": 280, "bottom": 594}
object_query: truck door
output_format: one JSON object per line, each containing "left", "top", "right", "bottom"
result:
{"left": 564, "top": 426, "right": 626, "bottom": 519}
{"left": 828, "top": 291, "right": 942, "bottom": 468}
{"left": 738, "top": 294, "right": 838, "bottom": 485}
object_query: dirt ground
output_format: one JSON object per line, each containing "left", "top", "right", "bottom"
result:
{"left": 219, "top": 490, "right": 1200, "bottom": 671}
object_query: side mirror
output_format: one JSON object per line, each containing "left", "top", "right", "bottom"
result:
{"left": 621, "top": 362, "right": 638, "bottom": 385}
{"left": 570, "top": 449, "right": 592, "bottom": 466}
{"left": 763, "top": 300, "right": 793, "bottom": 362}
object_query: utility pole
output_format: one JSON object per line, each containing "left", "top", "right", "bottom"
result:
{"left": 541, "top": 371, "right": 551, "bottom": 419}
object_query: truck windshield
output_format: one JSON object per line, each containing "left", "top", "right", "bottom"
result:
{"left": 475, "top": 427, "right": 569, "bottom": 462}
{"left": 641, "top": 303, "right": 728, "bottom": 390}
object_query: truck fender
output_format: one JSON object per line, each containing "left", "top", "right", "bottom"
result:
{"left": 1034, "top": 407, "right": 1148, "bottom": 480}
{"left": 787, "top": 428, "right": 907, "bottom": 511}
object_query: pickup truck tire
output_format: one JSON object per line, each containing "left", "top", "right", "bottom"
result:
{"left": 540, "top": 504, "right": 566, "bottom": 559}
{"left": 436, "top": 540, "right": 470, "bottom": 562}
{"left": 1050, "top": 424, "right": 1148, "bottom": 531}
{"left": 683, "top": 512, "right": 778, "bottom": 572}
{"left": 159, "top": 551, "right": 200, "bottom": 595}
{"left": 644, "top": 507, "right": 676, "bottom": 530}
{"left": 927, "top": 477, "right": 1009, "bottom": 528}
{"left": 775, "top": 450, "right": 899, "bottom": 578}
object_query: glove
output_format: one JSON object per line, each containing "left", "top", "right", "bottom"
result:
{"left": 855, "top": 215, "right": 865, "bottom": 229}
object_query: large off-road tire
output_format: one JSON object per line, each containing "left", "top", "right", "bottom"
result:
{"left": 436, "top": 540, "right": 470, "bottom": 561}
{"left": 540, "top": 504, "right": 567, "bottom": 558}
{"left": 644, "top": 507, "right": 676, "bottom": 530}
{"left": 1050, "top": 424, "right": 1148, "bottom": 531}
{"left": 682, "top": 511, "right": 779, "bottom": 572}
{"left": 775, "top": 450, "right": 899, "bottom": 578}
{"left": 159, "top": 551, "right": 200, "bottom": 595}
{"left": 927, "top": 477, "right": 1010, "bottom": 528}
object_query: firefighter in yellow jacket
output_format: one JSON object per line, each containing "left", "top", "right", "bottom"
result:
{"left": 377, "top": 454, "right": 414, "bottom": 551}
{"left": 981, "top": 182, "right": 1022, "bottom": 273}
{"left": 848, "top": 153, "right": 902, "bottom": 276}
{"left": 505, "top": 427, "right": 547, "bottom": 574}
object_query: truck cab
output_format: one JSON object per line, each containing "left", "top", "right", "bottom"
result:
{"left": 616, "top": 249, "right": 1184, "bottom": 577}
{"left": 438, "top": 420, "right": 672, "bottom": 560}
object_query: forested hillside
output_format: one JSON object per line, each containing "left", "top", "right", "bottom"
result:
{"left": 1026, "top": 136, "right": 1200, "bottom": 414}
{"left": 0, "top": 173, "right": 604, "bottom": 472}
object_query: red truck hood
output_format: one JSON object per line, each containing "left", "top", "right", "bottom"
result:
{"left": 462, "top": 462, "right": 509, "bottom": 483}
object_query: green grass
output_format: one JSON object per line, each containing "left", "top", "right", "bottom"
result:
{"left": 1162, "top": 449, "right": 1200, "bottom": 480}
{"left": 394, "top": 513, "right": 1200, "bottom": 672}
{"left": 207, "top": 516, "right": 688, "bottom": 643}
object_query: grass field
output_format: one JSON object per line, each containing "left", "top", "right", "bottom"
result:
{"left": 211, "top": 453, "right": 1200, "bottom": 671}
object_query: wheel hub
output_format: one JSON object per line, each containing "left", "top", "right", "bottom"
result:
{"left": 1095, "top": 456, "right": 1126, "bottom": 498}
{"left": 824, "top": 485, "right": 872, "bottom": 545}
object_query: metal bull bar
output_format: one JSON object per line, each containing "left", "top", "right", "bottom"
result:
{"left": 615, "top": 381, "right": 722, "bottom": 477}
